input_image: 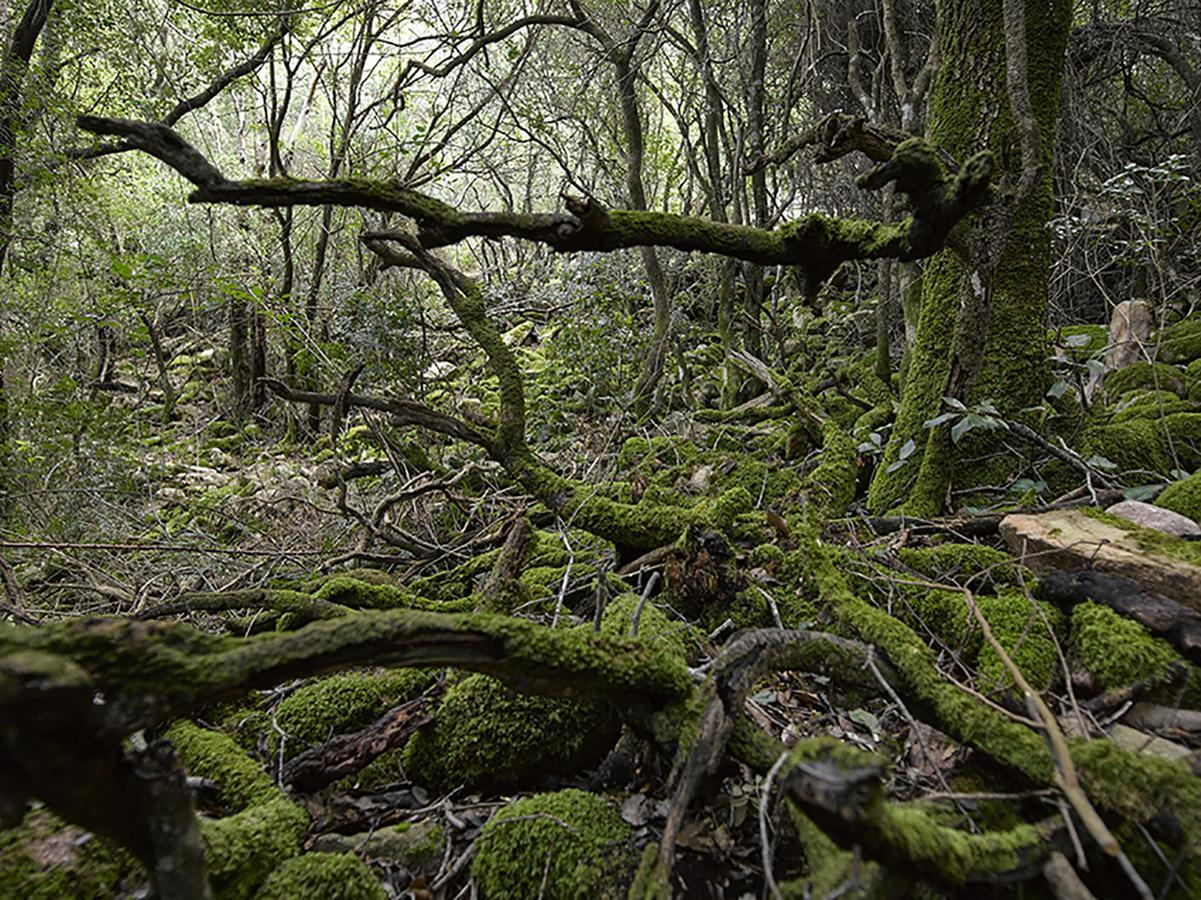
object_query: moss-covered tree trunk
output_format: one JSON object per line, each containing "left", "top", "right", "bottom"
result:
{"left": 867, "top": 0, "right": 1071, "bottom": 515}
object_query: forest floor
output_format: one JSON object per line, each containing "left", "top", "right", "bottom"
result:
{"left": 4, "top": 314, "right": 1201, "bottom": 899}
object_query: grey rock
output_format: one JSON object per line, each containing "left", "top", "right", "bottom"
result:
{"left": 1108, "top": 499, "right": 1201, "bottom": 537}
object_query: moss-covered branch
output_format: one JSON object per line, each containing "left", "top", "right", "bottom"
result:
{"left": 76, "top": 116, "right": 992, "bottom": 294}
{"left": 0, "top": 651, "right": 211, "bottom": 897}
{"left": 781, "top": 737, "right": 1065, "bottom": 886}
{"left": 797, "top": 523, "right": 1201, "bottom": 858}
{"left": 1, "top": 608, "right": 693, "bottom": 732}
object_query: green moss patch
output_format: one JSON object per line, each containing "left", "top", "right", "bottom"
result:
{"left": 1108, "top": 390, "right": 1197, "bottom": 423}
{"left": 1157, "top": 316, "right": 1201, "bottom": 365}
{"left": 1157, "top": 470, "right": 1201, "bottom": 522}
{"left": 1052, "top": 324, "right": 1106, "bottom": 362}
{"left": 0, "top": 809, "right": 136, "bottom": 899}
{"left": 1083, "top": 413, "right": 1201, "bottom": 476}
{"left": 1105, "top": 362, "right": 1187, "bottom": 399}
{"left": 471, "top": 789, "right": 634, "bottom": 899}
{"left": 1069, "top": 602, "right": 1179, "bottom": 691}
{"left": 898, "top": 543, "right": 1028, "bottom": 591}
{"left": 252, "top": 852, "right": 385, "bottom": 900}
{"left": 402, "top": 674, "right": 617, "bottom": 791}
{"left": 806, "top": 423, "right": 859, "bottom": 516}
{"left": 272, "top": 668, "right": 435, "bottom": 759}
{"left": 167, "top": 720, "right": 309, "bottom": 899}
{"left": 975, "top": 590, "right": 1063, "bottom": 693}
{"left": 600, "top": 592, "right": 691, "bottom": 662}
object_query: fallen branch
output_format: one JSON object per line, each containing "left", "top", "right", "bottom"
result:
{"left": 281, "top": 694, "right": 437, "bottom": 792}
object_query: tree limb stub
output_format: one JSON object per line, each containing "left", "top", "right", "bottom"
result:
{"left": 779, "top": 738, "right": 1068, "bottom": 886}
{"left": 75, "top": 116, "right": 993, "bottom": 292}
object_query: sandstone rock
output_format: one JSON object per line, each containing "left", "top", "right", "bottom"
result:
{"left": 1000, "top": 509, "right": 1201, "bottom": 612}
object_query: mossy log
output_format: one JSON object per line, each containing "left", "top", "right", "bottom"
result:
{"left": 1038, "top": 570, "right": 1201, "bottom": 665}
{"left": 796, "top": 523, "right": 1201, "bottom": 861}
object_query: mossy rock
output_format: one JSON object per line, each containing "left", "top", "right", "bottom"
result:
{"left": 1105, "top": 362, "right": 1187, "bottom": 399}
{"left": 899, "top": 585, "right": 980, "bottom": 657}
{"left": 1157, "top": 316, "right": 1201, "bottom": 365}
{"left": 471, "top": 789, "right": 635, "bottom": 899}
{"left": 272, "top": 669, "right": 435, "bottom": 759}
{"left": 1069, "top": 602, "right": 1179, "bottom": 691}
{"left": 253, "top": 852, "right": 385, "bottom": 900}
{"left": 1108, "top": 390, "right": 1197, "bottom": 423}
{"left": 1083, "top": 413, "right": 1201, "bottom": 476}
{"left": 600, "top": 592, "right": 691, "bottom": 662}
{"left": 1157, "top": 470, "right": 1201, "bottom": 522}
{"left": 1184, "top": 357, "right": 1201, "bottom": 402}
{"left": 750, "top": 542, "right": 785, "bottom": 569}
{"left": 402, "top": 674, "right": 617, "bottom": 792}
{"left": 0, "top": 809, "right": 138, "bottom": 899}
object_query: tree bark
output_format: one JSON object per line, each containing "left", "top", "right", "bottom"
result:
{"left": 867, "top": 0, "right": 1072, "bottom": 515}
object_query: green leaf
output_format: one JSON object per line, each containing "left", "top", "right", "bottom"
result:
{"left": 848, "top": 708, "right": 880, "bottom": 732}
{"left": 951, "top": 414, "right": 985, "bottom": 443}
{"left": 1123, "top": 484, "right": 1162, "bottom": 502}
{"left": 943, "top": 396, "right": 967, "bottom": 411}
{"left": 1046, "top": 380, "right": 1069, "bottom": 399}
{"left": 1010, "top": 478, "right": 1047, "bottom": 495}
{"left": 898, "top": 438, "right": 916, "bottom": 461}
{"left": 1086, "top": 454, "right": 1118, "bottom": 471}
{"left": 923, "top": 412, "right": 958, "bottom": 428}
{"left": 1065, "top": 333, "right": 1092, "bottom": 347}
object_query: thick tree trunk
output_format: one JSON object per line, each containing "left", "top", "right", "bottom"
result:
{"left": 867, "top": 0, "right": 1072, "bottom": 515}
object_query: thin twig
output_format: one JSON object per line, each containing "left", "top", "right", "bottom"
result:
{"left": 759, "top": 751, "right": 789, "bottom": 900}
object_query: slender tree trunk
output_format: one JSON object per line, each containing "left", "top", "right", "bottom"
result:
{"left": 740, "top": 0, "right": 769, "bottom": 372}
{"left": 875, "top": 258, "right": 894, "bottom": 385}
{"left": 618, "top": 52, "right": 671, "bottom": 416}
{"left": 229, "top": 290, "right": 251, "bottom": 422}
{"left": 140, "top": 310, "right": 177, "bottom": 423}
{"left": 0, "top": 0, "right": 54, "bottom": 521}
{"left": 685, "top": 0, "right": 739, "bottom": 409}
{"left": 867, "top": 0, "right": 1072, "bottom": 515}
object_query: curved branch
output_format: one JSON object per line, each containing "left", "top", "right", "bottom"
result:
{"left": 76, "top": 116, "right": 993, "bottom": 290}
{"left": 780, "top": 739, "right": 1066, "bottom": 885}
{"left": 402, "top": 15, "right": 582, "bottom": 79}
{"left": 5, "top": 608, "right": 694, "bottom": 733}
{"left": 262, "top": 376, "right": 498, "bottom": 453}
